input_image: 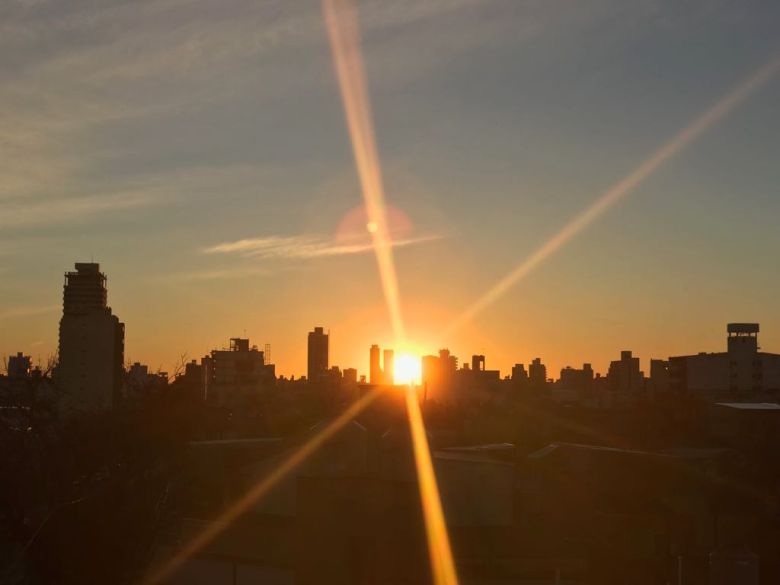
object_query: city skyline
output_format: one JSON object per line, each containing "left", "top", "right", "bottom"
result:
{"left": 2, "top": 1, "right": 780, "bottom": 378}
{"left": 4, "top": 258, "right": 780, "bottom": 380}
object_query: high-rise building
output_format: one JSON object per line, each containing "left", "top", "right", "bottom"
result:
{"left": 421, "top": 349, "right": 459, "bottom": 402}
{"left": 511, "top": 363, "right": 528, "bottom": 384}
{"left": 607, "top": 350, "right": 643, "bottom": 393}
{"left": 369, "top": 344, "right": 382, "bottom": 384}
{"left": 57, "top": 263, "right": 124, "bottom": 412}
{"left": 307, "top": 326, "right": 329, "bottom": 382}
{"left": 529, "top": 358, "right": 547, "bottom": 388}
{"left": 383, "top": 349, "right": 394, "bottom": 384}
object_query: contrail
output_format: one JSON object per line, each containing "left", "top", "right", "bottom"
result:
{"left": 141, "top": 388, "right": 382, "bottom": 584}
{"left": 323, "top": 0, "right": 406, "bottom": 341}
{"left": 446, "top": 54, "right": 780, "bottom": 335}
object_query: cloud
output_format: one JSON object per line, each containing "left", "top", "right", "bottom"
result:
{"left": 167, "top": 266, "right": 272, "bottom": 282}
{"left": 0, "top": 191, "right": 153, "bottom": 229}
{"left": 203, "top": 233, "right": 441, "bottom": 260}
{"left": 0, "top": 305, "right": 58, "bottom": 321}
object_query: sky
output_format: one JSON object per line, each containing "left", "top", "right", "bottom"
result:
{"left": 1, "top": 0, "right": 779, "bottom": 378}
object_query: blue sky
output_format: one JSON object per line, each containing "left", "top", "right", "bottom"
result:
{"left": 1, "top": 0, "right": 779, "bottom": 377}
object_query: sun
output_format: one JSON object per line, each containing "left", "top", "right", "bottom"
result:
{"left": 394, "top": 352, "right": 421, "bottom": 385}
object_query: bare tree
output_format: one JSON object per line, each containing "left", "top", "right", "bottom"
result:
{"left": 39, "top": 352, "right": 58, "bottom": 377}
{"left": 169, "top": 352, "right": 189, "bottom": 382}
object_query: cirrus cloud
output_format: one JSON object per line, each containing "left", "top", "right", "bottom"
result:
{"left": 203, "top": 232, "right": 442, "bottom": 260}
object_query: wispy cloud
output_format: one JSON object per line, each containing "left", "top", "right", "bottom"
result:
{"left": 167, "top": 266, "right": 272, "bottom": 282}
{"left": 203, "top": 233, "right": 441, "bottom": 260}
{"left": 0, "top": 305, "right": 58, "bottom": 321}
{"left": 0, "top": 191, "right": 152, "bottom": 229}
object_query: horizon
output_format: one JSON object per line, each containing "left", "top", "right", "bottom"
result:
{"left": 2, "top": 258, "right": 777, "bottom": 380}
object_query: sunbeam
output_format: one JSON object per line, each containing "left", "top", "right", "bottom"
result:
{"left": 405, "top": 386, "right": 459, "bottom": 585}
{"left": 324, "top": 2, "right": 460, "bottom": 583}
{"left": 141, "top": 387, "right": 382, "bottom": 585}
{"left": 446, "top": 54, "right": 780, "bottom": 335}
{"left": 323, "top": 0, "right": 405, "bottom": 341}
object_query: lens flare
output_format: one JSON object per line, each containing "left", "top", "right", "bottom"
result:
{"left": 405, "top": 386, "right": 459, "bottom": 585}
{"left": 323, "top": 0, "right": 405, "bottom": 342}
{"left": 142, "top": 388, "right": 382, "bottom": 585}
{"left": 446, "top": 54, "right": 780, "bottom": 334}
{"left": 324, "top": 2, "right": 459, "bottom": 583}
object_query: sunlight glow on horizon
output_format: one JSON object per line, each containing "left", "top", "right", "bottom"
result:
{"left": 446, "top": 53, "right": 780, "bottom": 336}
{"left": 394, "top": 351, "right": 422, "bottom": 385}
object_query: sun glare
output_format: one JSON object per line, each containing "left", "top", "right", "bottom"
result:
{"left": 394, "top": 352, "right": 421, "bottom": 385}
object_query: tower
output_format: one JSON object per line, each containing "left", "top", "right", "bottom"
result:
{"left": 369, "top": 344, "right": 382, "bottom": 384}
{"left": 58, "top": 263, "right": 124, "bottom": 412}
{"left": 383, "top": 349, "right": 395, "bottom": 384}
{"left": 307, "top": 326, "right": 329, "bottom": 382}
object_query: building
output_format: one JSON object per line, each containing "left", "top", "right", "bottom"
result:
{"left": 648, "top": 359, "right": 670, "bottom": 395}
{"left": 607, "top": 350, "right": 644, "bottom": 393}
{"left": 343, "top": 368, "right": 358, "bottom": 385}
{"left": 669, "top": 323, "right": 780, "bottom": 401}
{"left": 382, "top": 349, "right": 394, "bottom": 385}
{"left": 204, "top": 338, "right": 275, "bottom": 406}
{"left": 511, "top": 363, "right": 528, "bottom": 384}
{"left": 420, "top": 349, "right": 459, "bottom": 402}
{"left": 307, "top": 327, "right": 329, "bottom": 382}
{"left": 7, "top": 352, "right": 32, "bottom": 379}
{"left": 369, "top": 344, "right": 382, "bottom": 385}
{"left": 528, "top": 358, "right": 547, "bottom": 388}
{"left": 57, "top": 263, "right": 124, "bottom": 412}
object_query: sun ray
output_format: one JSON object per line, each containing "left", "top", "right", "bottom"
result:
{"left": 405, "top": 385, "right": 459, "bottom": 585}
{"left": 323, "top": 0, "right": 405, "bottom": 341}
{"left": 141, "top": 387, "right": 382, "bottom": 585}
{"left": 446, "top": 54, "right": 780, "bottom": 335}
{"left": 324, "top": 2, "right": 460, "bottom": 583}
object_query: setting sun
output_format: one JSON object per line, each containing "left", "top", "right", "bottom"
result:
{"left": 394, "top": 352, "right": 422, "bottom": 385}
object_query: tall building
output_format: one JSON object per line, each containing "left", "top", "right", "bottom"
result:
{"left": 307, "top": 327, "right": 329, "bottom": 382}
{"left": 511, "top": 363, "right": 528, "bottom": 384}
{"left": 58, "top": 263, "right": 124, "bottom": 412}
{"left": 529, "top": 358, "right": 547, "bottom": 388}
{"left": 369, "top": 344, "right": 382, "bottom": 384}
{"left": 383, "top": 349, "right": 395, "bottom": 384}
{"left": 607, "top": 350, "right": 644, "bottom": 393}
{"left": 421, "top": 349, "right": 459, "bottom": 402}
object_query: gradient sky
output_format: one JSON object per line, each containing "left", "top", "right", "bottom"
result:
{"left": 1, "top": 0, "right": 779, "bottom": 379}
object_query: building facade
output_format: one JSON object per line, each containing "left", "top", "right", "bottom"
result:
{"left": 307, "top": 327, "right": 329, "bottom": 382}
{"left": 669, "top": 323, "right": 780, "bottom": 401}
{"left": 57, "top": 263, "right": 124, "bottom": 413}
